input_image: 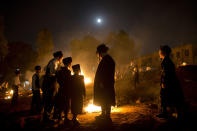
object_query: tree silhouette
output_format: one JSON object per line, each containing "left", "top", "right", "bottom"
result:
{"left": 70, "top": 35, "right": 100, "bottom": 77}
{"left": 4, "top": 42, "right": 37, "bottom": 82}
{"left": 105, "top": 30, "right": 139, "bottom": 67}
{"left": 0, "top": 16, "right": 8, "bottom": 81}
{"left": 35, "top": 28, "right": 54, "bottom": 66}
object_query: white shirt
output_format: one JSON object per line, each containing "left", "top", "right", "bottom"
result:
{"left": 47, "top": 58, "right": 59, "bottom": 75}
{"left": 32, "top": 73, "right": 40, "bottom": 91}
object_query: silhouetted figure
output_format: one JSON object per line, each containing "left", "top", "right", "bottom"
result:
{"left": 31, "top": 66, "right": 42, "bottom": 115}
{"left": 42, "top": 51, "right": 63, "bottom": 122}
{"left": 0, "top": 81, "right": 8, "bottom": 95}
{"left": 134, "top": 65, "right": 139, "bottom": 88}
{"left": 157, "top": 45, "right": 184, "bottom": 119}
{"left": 11, "top": 69, "right": 21, "bottom": 106}
{"left": 94, "top": 44, "right": 115, "bottom": 122}
{"left": 54, "top": 57, "right": 72, "bottom": 123}
{"left": 71, "top": 64, "right": 86, "bottom": 125}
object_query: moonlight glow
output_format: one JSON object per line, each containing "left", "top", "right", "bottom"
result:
{"left": 96, "top": 18, "right": 102, "bottom": 24}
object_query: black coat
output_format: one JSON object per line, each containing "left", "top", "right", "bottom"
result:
{"left": 160, "top": 56, "right": 184, "bottom": 107}
{"left": 71, "top": 74, "right": 86, "bottom": 114}
{"left": 94, "top": 54, "right": 115, "bottom": 106}
{"left": 54, "top": 67, "right": 72, "bottom": 111}
{"left": 56, "top": 67, "right": 72, "bottom": 95}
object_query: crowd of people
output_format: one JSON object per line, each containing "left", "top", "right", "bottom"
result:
{"left": 10, "top": 44, "right": 185, "bottom": 126}
{"left": 10, "top": 44, "right": 116, "bottom": 125}
{"left": 32, "top": 51, "right": 87, "bottom": 125}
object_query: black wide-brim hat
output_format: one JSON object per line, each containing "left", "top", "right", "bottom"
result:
{"left": 53, "top": 51, "right": 63, "bottom": 58}
{"left": 72, "top": 64, "right": 81, "bottom": 71}
{"left": 160, "top": 45, "right": 171, "bottom": 55}
{"left": 96, "top": 44, "right": 109, "bottom": 54}
{"left": 35, "top": 65, "right": 41, "bottom": 70}
{"left": 63, "top": 57, "right": 72, "bottom": 65}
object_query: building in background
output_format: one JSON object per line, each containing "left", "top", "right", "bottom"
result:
{"left": 132, "top": 43, "right": 197, "bottom": 72}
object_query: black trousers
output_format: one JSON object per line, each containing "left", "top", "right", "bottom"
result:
{"left": 53, "top": 91, "right": 70, "bottom": 119}
{"left": 42, "top": 76, "right": 57, "bottom": 120}
{"left": 160, "top": 88, "right": 167, "bottom": 113}
{"left": 31, "top": 90, "right": 41, "bottom": 114}
{"left": 160, "top": 88, "right": 184, "bottom": 115}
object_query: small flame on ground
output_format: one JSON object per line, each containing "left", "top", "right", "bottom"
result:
{"left": 85, "top": 104, "right": 101, "bottom": 113}
{"left": 84, "top": 100, "right": 120, "bottom": 113}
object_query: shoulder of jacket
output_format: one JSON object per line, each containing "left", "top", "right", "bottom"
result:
{"left": 32, "top": 73, "right": 36, "bottom": 78}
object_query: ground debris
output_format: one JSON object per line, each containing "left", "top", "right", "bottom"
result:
{"left": 0, "top": 101, "right": 196, "bottom": 131}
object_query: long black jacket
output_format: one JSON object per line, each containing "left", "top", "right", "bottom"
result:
{"left": 160, "top": 56, "right": 184, "bottom": 107}
{"left": 94, "top": 54, "right": 115, "bottom": 106}
{"left": 56, "top": 67, "right": 72, "bottom": 96}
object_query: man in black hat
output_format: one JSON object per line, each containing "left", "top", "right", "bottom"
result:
{"left": 31, "top": 65, "right": 42, "bottom": 114}
{"left": 94, "top": 44, "right": 115, "bottom": 121}
{"left": 54, "top": 57, "right": 72, "bottom": 123}
{"left": 42, "top": 51, "right": 63, "bottom": 122}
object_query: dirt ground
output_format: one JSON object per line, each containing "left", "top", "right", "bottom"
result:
{"left": 0, "top": 96, "right": 196, "bottom": 131}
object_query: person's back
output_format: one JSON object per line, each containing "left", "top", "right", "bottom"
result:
{"left": 56, "top": 67, "right": 72, "bottom": 94}
{"left": 53, "top": 57, "right": 72, "bottom": 122}
{"left": 71, "top": 64, "right": 86, "bottom": 124}
{"left": 71, "top": 74, "right": 85, "bottom": 100}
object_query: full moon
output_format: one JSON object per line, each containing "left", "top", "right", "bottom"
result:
{"left": 97, "top": 18, "right": 102, "bottom": 23}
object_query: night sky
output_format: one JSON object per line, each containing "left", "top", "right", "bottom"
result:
{"left": 1, "top": 0, "right": 197, "bottom": 54}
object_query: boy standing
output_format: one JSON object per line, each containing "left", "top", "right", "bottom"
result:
{"left": 71, "top": 64, "right": 86, "bottom": 124}
{"left": 31, "top": 65, "right": 42, "bottom": 115}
